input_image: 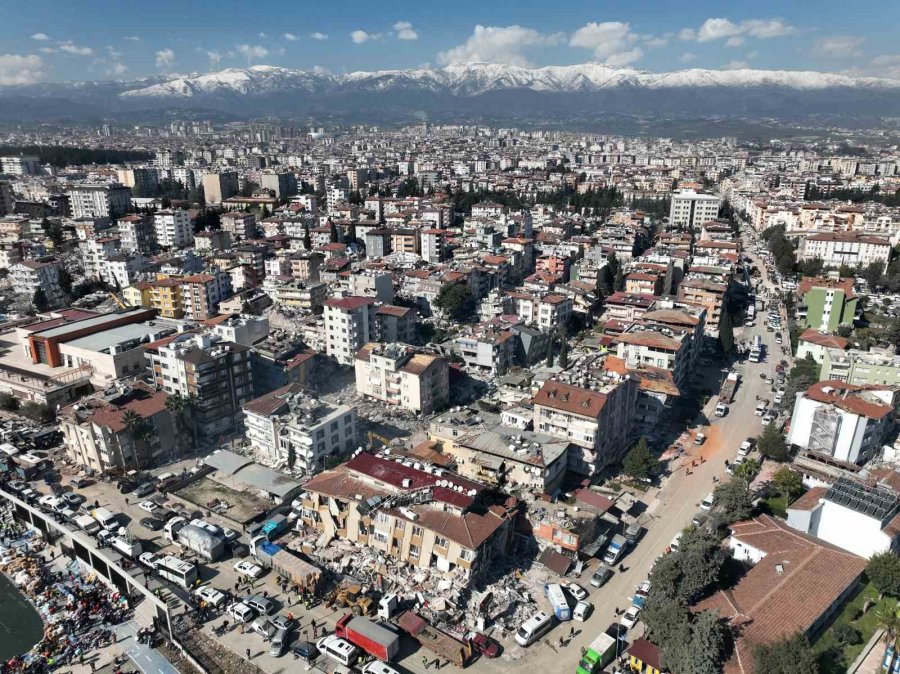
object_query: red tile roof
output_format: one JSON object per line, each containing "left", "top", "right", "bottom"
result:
{"left": 805, "top": 380, "right": 894, "bottom": 420}
{"left": 324, "top": 296, "right": 375, "bottom": 311}
{"left": 533, "top": 380, "right": 607, "bottom": 418}
{"left": 798, "top": 329, "right": 850, "bottom": 349}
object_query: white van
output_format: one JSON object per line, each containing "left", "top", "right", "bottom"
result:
{"left": 361, "top": 663, "right": 401, "bottom": 674}
{"left": 92, "top": 507, "right": 118, "bottom": 530}
{"left": 316, "top": 635, "right": 359, "bottom": 667}
{"left": 573, "top": 600, "right": 592, "bottom": 622}
{"left": 700, "top": 492, "right": 715, "bottom": 511}
{"left": 515, "top": 611, "right": 554, "bottom": 647}
{"left": 226, "top": 602, "right": 254, "bottom": 624}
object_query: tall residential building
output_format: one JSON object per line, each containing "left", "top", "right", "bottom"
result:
{"left": 116, "top": 214, "right": 156, "bottom": 254}
{"left": 354, "top": 343, "right": 449, "bottom": 415}
{"left": 260, "top": 172, "right": 298, "bottom": 200}
{"left": 153, "top": 209, "right": 194, "bottom": 248}
{"left": 116, "top": 168, "right": 159, "bottom": 197}
{"left": 10, "top": 256, "right": 65, "bottom": 307}
{"left": 180, "top": 271, "right": 233, "bottom": 320}
{"left": 202, "top": 172, "right": 239, "bottom": 205}
{"left": 669, "top": 189, "right": 721, "bottom": 230}
{"left": 243, "top": 382, "right": 357, "bottom": 474}
{"left": 324, "top": 296, "right": 377, "bottom": 365}
{"left": 799, "top": 277, "right": 859, "bottom": 333}
{"left": 220, "top": 212, "right": 257, "bottom": 241}
{"left": 0, "top": 155, "right": 41, "bottom": 176}
{"left": 147, "top": 333, "right": 253, "bottom": 438}
{"left": 67, "top": 183, "right": 132, "bottom": 219}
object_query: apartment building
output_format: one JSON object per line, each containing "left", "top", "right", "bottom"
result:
{"left": 786, "top": 380, "right": 898, "bottom": 465}
{"left": 220, "top": 212, "right": 257, "bottom": 241}
{"left": 149, "top": 278, "right": 184, "bottom": 318}
{"left": 59, "top": 384, "right": 178, "bottom": 473}
{"left": 147, "top": 332, "right": 253, "bottom": 438}
{"left": 821, "top": 347, "right": 900, "bottom": 387}
{"left": 505, "top": 291, "right": 573, "bottom": 332}
{"left": 243, "top": 382, "right": 356, "bottom": 474}
{"left": 116, "top": 214, "right": 156, "bottom": 254}
{"left": 10, "top": 257, "right": 65, "bottom": 307}
{"left": 355, "top": 343, "right": 449, "bottom": 415}
{"left": 116, "top": 168, "right": 159, "bottom": 197}
{"left": 615, "top": 325, "right": 691, "bottom": 390}
{"left": 324, "top": 296, "right": 377, "bottom": 365}
{"left": 676, "top": 276, "right": 728, "bottom": 337}
{"left": 533, "top": 377, "right": 638, "bottom": 475}
{"left": 456, "top": 329, "right": 516, "bottom": 376}
{"left": 0, "top": 181, "right": 15, "bottom": 217}
{"left": 420, "top": 229, "right": 447, "bottom": 263}
{"left": 300, "top": 452, "right": 515, "bottom": 581}
{"left": 346, "top": 269, "right": 395, "bottom": 304}
{"left": 202, "top": 172, "right": 240, "bottom": 205}
{"left": 153, "top": 209, "right": 194, "bottom": 249}
{"left": 260, "top": 172, "right": 298, "bottom": 200}
{"left": 669, "top": 189, "right": 721, "bottom": 230}
{"left": 800, "top": 232, "right": 892, "bottom": 267}
{"left": 0, "top": 155, "right": 41, "bottom": 176}
{"left": 67, "top": 183, "right": 131, "bottom": 219}
{"left": 180, "top": 272, "right": 233, "bottom": 320}
{"left": 375, "top": 305, "right": 416, "bottom": 343}
{"left": 799, "top": 276, "right": 859, "bottom": 333}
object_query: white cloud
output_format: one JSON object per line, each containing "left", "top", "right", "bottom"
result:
{"left": 30, "top": 33, "right": 51, "bottom": 41}
{"left": 725, "top": 60, "right": 749, "bottom": 70}
{"left": 682, "top": 17, "right": 795, "bottom": 43}
{"left": 155, "top": 48, "right": 175, "bottom": 68}
{"left": 38, "top": 47, "right": 56, "bottom": 54}
{"left": 393, "top": 21, "right": 418, "bottom": 41}
{"left": 0, "top": 54, "right": 44, "bottom": 85}
{"left": 106, "top": 46, "right": 123, "bottom": 59}
{"left": 206, "top": 50, "right": 225, "bottom": 68}
{"left": 643, "top": 35, "right": 668, "bottom": 48}
{"left": 438, "top": 24, "right": 564, "bottom": 67}
{"left": 258, "top": 32, "right": 267, "bottom": 39}
{"left": 284, "top": 33, "right": 299, "bottom": 41}
{"left": 59, "top": 42, "right": 93, "bottom": 56}
{"left": 869, "top": 54, "right": 900, "bottom": 79}
{"left": 310, "top": 32, "right": 328, "bottom": 41}
{"left": 570, "top": 21, "right": 643, "bottom": 66}
{"left": 351, "top": 30, "right": 374, "bottom": 44}
{"left": 123, "top": 36, "right": 141, "bottom": 42}
{"left": 311, "top": 65, "right": 331, "bottom": 75}
{"left": 237, "top": 44, "right": 268, "bottom": 62}
{"left": 108, "top": 62, "right": 128, "bottom": 76}
{"left": 680, "top": 52, "right": 697, "bottom": 63}
{"left": 812, "top": 35, "right": 865, "bottom": 58}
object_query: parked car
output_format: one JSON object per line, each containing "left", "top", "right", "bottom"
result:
{"left": 738, "top": 440, "right": 753, "bottom": 456}
{"left": 573, "top": 600, "right": 593, "bottom": 622}
{"left": 761, "top": 413, "right": 775, "bottom": 427}
{"left": 244, "top": 594, "right": 275, "bottom": 615}
{"left": 590, "top": 566, "right": 614, "bottom": 588}
{"left": 234, "top": 561, "right": 264, "bottom": 579}
{"left": 138, "top": 500, "right": 159, "bottom": 513}
{"left": 134, "top": 483, "right": 155, "bottom": 498}
{"left": 194, "top": 586, "right": 227, "bottom": 608}
{"left": 226, "top": 602, "right": 254, "bottom": 624}
{"left": 61, "top": 492, "right": 82, "bottom": 508}
{"left": 470, "top": 632, "right": 501, "bottom": 658}
{"left": 140, "top": 517, "right": 164, "bottom": 531}
{"left": 70, "top": 477, "right": 91, "bottom": 489}
{"left": 138, "top": 552, "right": 159, "bottom": 568}
{"left": 291, "top": 641, "right": 318, "bottom": 661}
{"left": 270, "top": 615, "right": 294, "bottom": 632}
{"left": 565, "top": 582, "right": 588, "bottom": 601}
{"left": 620, "top": 606, "right": 641, "bottom": 629}
{"left": 694, "top": 432, "right": 706, "bottom": 445}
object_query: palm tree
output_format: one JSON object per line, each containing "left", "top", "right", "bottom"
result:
{"left": 773, "top": 466, "right": 804, "bottom": 503}
{"left": 877, "top": 603, "right": 900, "bottom": 656}
{"left": 734, "top": 458, "right": 761, "bottom": 482}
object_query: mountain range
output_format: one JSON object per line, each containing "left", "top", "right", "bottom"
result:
{"left": 2, "top": 62, "right": 900, "bottom": 128}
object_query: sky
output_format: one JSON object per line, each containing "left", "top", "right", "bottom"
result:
{"left": 0, "top": 0, "right": 899, "bottom": 85}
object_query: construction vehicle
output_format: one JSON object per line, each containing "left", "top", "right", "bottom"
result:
{"left": 108, "top": 291, "right": 130, "bottom": 310}
{"left": 367, "top": 431, "right": 391, "bottom": 449}
{"left": 326, "top": 582, "right": 375, "bottom": 616}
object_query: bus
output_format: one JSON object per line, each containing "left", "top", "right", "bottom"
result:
{"left": 154, "top": 555, "right": 198, "bottom": 588}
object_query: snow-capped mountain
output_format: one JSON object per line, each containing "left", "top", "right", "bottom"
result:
{"left": 2, "top": 62, "right": 899, "bottom": 125}
{"left": 119, "top": 62, "right": 900, "bottom": 99}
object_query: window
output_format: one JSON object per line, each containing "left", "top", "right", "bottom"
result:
{"left": 409, "top": 544, "right": 420, "bottom": 558}
{"left": 412, "top": 525, "right": 424, "bottom": 537}
{"left": 375, "top": 512, "right": 389, "bottom": 524}
{"left": 434, "top": 536, "right": 449, "bottom": 549}
{"left": 373, "top": 530, "right": 388, "bottom": 544}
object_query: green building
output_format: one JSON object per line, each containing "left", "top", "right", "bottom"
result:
{"left": 799, "top": 276, "right": 858, "bottom": 333}
{"left": 821, "top": 347, "right": 900, "bottom": 387}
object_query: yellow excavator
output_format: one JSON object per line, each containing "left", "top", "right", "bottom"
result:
{"left": 367, "top": 431, "right": 391, "bottom": 449}
{"left": 108, "top": 291, "right": 130, "bottom": 310}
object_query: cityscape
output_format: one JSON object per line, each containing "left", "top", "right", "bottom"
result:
{"left": 0, "top": 4, "right": 900, "bottom": 674}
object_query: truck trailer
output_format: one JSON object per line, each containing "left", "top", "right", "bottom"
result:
{"left": 396, "top": 611, "right": 472, "bottom": 668}
{"left": 252, "top": 537, "right": 321, "bottom": 591}
{"left": 335, "top": 614, "right": 400, "bottom": 662}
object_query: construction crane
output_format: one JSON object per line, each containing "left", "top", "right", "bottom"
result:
{"left": 108, "top": 291, "right": 129, "bottom": 311}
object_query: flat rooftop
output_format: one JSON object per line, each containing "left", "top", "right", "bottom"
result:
{"left": 32, "top": 308, "right": 150, "bottom": 340}
{"left": 64, "top": 320, "right": 181, "bottom": 353}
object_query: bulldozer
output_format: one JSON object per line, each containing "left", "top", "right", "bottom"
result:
{"left": 328, "top": 582, "right": 375, "bottom": 616}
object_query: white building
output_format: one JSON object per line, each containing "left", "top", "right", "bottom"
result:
{"left": 786, "top": 380, "right": 897, "bottom": 466}
{"left": 354, "top": 343, "right": 449, "bottom": 415}
{"left": 67, "top": 184, "right": 131, "bottom": 219}
{"left": 799, "top": 232, "right": 892, "bottom": 267}
{"left": 153, "top": 210, "right": 193, "bottom": 248}
{"left": 10, "top": 257, "right": 65, "bottom": 307}
{"left": 669, "top": 189, "right": 721, "bottom": 230}
{"left": 787, "top": 476, "right": 900, "bottom": 558}
{"left": 243, "top": 382, "right": 357, "bottom": 474}
{"left": 324, "top": 296, "right": 376, "bottom": 365}
{"left": 0, "top": 155, "right": 41, "bottom": 176}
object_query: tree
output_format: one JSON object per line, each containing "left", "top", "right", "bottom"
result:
{"left": 545, "top": 335, "right": 555, "bottom": 367}
{"left": 867, "top": 553, "right": 900, "bottom": 598}
{"left": 0, "top": 393, "right": 19, "bottom": 412}
{"left": 32, "top": 288, "right": 49, "bottom": 313}
{"left": 58, "top": 267, "right": 73, "bottom": 295}
{"left": 46, "top": 220, "right": 65, "bottom": 249}
{"left": 613, "top": 266, "right": 625, "bottom": 292}
{"left": 20, "top": 402, "right": 54, "bottom": 424}
{"left": 433, "top": 284, "right": 473, "bottom": 320}
{"left": 303, "top": 223, "right": 312, "bottom": 250}
{"left": 753, "top": 633, "right": 819, "bottom": 674}
{"left": 733, "top": 458, "right": 761, "bottom": 483}
{"left": 772, "top": 466, "right": 803, "bottom": 502}
{"left": 287, "top": 444, "right": 297, "bottom": 470}
{"left": 757, "top": 424, "right": 788, "bottom": 462}
{"left": 864, "top": 260, "right": 885, "bottom": 289}
{"left": 713, "top": 478, "right": 754, "bottom": 524}
{"left": 677, "top": 527, "right": 726, "bottom": 600}
{"left": 784, "top": 356, "right": 820, "bottom": 405}
{"left": 623, "top": 437, "right": 658, "bottom": 481}
{"left": 877, "top": 604, "right": 900, "bottom": 650}
{"left": 558, "top": 338, "right": 569, "bottom": 369}
{"left": 664, "top": 610, "right": 730, "bottom": 674}
{"left": 719, "top": 310, "right": 735, "bottom": 353}
{"left": 832, "top": 623, "right": 861, "bottom": 647}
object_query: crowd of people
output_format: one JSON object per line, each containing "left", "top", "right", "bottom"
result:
{"left": 0, "top": 531, "right": 131, "bottom": 674}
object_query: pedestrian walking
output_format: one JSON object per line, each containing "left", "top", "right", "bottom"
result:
{"left": 569, "top": 626, "right": 574, "bottom": 639}
{"left": 246, "top": 649, "right": 251, "bottom": 660}
{"left": 423, "top": 655, "right": 429, "bottom": 670}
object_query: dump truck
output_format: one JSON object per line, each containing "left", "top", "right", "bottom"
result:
{"left": 719, "top": 371, "right": 740, "bottom": 404}
{"left": 251, "top": 537, "right": 321, "bottom": 591}
{"left": 335, "top": 614, "right": 400, "bottom": 662}
{"left": 396, "top": 611, "right": 472, "bottom": 669}
{"left": 575, "top": 633, "right": 617, "bottom": 674}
